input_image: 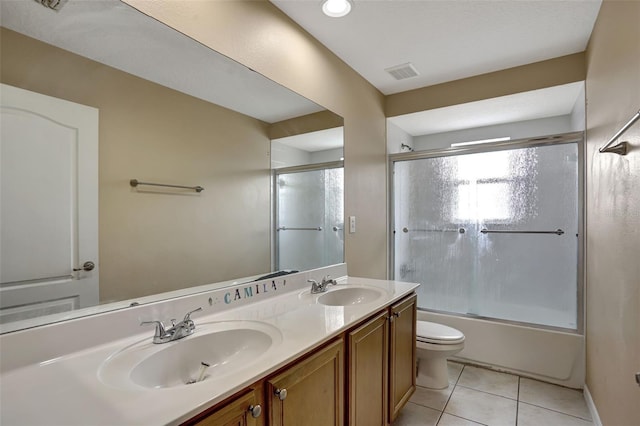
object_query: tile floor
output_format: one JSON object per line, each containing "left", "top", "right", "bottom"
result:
{"left": 393, "top": 362, "right": 594, "bottom": 426}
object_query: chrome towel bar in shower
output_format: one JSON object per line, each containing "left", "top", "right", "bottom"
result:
{"left": 599, "top": 109, "right": 639, "bottom": 156}
{"left": 130, "top": 179, "right": 204, "bottom": 193}
{"left": 402, "top": 227, "right": 466, "bottom": 234}
{"left": 480, "top": 228, "right": 564, "bottom": 235}
{"left": 277, "top": 226, "right": 323, "bottom": 231}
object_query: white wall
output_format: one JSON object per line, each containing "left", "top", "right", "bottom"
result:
{"left": 271, "top": 143, "right": 342, "bottom": 169}
{"left": 271, "top": 141, "right": 311, "bottom": 168}
{"left": 387, "top": 120, "right": 414, "bottom": 154}
{"left": 570, "top": 83, "right": 586, "bottom": 132}
{"left": 413, "top": 115, "right": 574, "bottom": 151}
{"left": 311, "top": 147, "right": 343, "bottom": 164}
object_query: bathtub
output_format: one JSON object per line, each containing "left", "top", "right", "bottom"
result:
{"left": 418, "top": 310, "right": 585, "bottom": 389}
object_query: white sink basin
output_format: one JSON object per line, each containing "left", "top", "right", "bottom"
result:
{"left": 98, "top": 320, "right": 282, "bottom": 389}
{"left": 317, "top": 287, "right": 385, "bottom": 306}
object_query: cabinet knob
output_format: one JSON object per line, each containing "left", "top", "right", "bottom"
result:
{"left": 394, "top": 311, "right": 401, "bottom": 318}
{"left": 274, "top": 388, "right": 288, "bottom": 401}
{"left": 248, "top": 404, "right": 262, "bottom": 418}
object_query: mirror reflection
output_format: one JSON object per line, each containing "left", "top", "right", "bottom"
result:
{"left": 270, "top": 122, "right": 344, "bottom": 272}
{"left": 271, "top": 131, "right": 344, "bottom": 271}
{"left": 0, "top": 0, "right": 343, "bottom": 332}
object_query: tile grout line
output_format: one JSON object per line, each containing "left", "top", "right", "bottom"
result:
{"left": 518, "top": 400, "right": 594, "bottom": 422}
{"left": 436, "top": 364, "right": 463, "bottom": 426}
{"left": 515, "top": 376, "right": 520, "bottom": 426}
{"left": 445, "top": 412, "right": 490, "bottom": 426}
{"left": 455, "top": 383, "right": 519, "bottom": 401}
{"left": 410, "top": 364, "right": 592, "bottom": 426}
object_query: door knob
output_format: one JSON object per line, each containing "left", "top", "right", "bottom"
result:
{"left": 73, "top": 261, "right": 95, "bottom": 272}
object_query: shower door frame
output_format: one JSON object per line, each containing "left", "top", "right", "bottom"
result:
{"left": 272, "top": 160, "right": 344, "bottom": 272}
{"left": 388, "top": 132, "right": 585, "bottom": 334}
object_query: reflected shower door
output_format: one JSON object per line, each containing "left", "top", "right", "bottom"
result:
{"left": 275, "top": 166, "right": 344, "bottom": 271}
{"left": 393, "top": 143, "right": 579, "bottom": 329}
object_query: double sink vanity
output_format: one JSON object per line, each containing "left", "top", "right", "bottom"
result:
{"left": 0, "top": 265, "right": 419, "bottom": 425}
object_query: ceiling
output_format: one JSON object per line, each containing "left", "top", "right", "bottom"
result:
{"left": 2, "top": 1, "right": 602, "bottom": 140}
{"left": 273, "top": 126, "right": 344, "bottom": 152}
{"left": 271, "top": 0, "right": 602, "bottom": 96}
{"left": 271, "top": 0, "right": 600, "bottom": 139}
{"left": 0, "top": 0, "right": 323, "bottom": 123}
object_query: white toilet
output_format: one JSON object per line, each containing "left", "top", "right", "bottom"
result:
{"left": 416, "top": 321, "right": 465, "bottom": 389}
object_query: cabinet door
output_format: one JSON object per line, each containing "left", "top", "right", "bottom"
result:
{"left": 189, "top": 388, "right": 263, "bottom": 426}
{"left": 348, "top": 310, "right": 389, "bottom": 426}
{"left": 267, "top": 338, "right": 344, "bottom": 426}
{"left": 389, "top": 294, "right": 417, "bottom": 422}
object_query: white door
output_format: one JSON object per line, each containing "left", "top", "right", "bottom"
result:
{"left": 0, "top": 83, "right": 99, "bottom": 324}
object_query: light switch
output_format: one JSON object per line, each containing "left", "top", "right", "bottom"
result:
{"left": 349, "top": 216, "right": 356, "bottom": 233}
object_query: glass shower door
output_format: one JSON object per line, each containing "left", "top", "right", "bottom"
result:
{"left": 392, "top": 142, "right": 579, "bottom": 329}
{"left": 275, "top": 166, "right": 344, "bottom": 271}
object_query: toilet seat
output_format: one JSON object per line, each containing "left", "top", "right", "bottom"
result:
{"left": 416, "top": 321, "right": 465, "bottom": 345}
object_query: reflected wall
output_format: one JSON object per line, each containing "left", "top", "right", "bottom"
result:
{"left": 1, "top": 27, "right": 272, "bottom": 302}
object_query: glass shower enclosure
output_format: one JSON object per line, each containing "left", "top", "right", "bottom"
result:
{"left": 391, "top": 139, "right": 581, "bottom": 330}
{"left": 274, "top": 164, "right": 344, "bottom": 271}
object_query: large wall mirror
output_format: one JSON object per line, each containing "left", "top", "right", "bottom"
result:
{"left": 270, "top": 118, "right": 345, "bottom": 273}
{"left": 0, "top": 0, "right": 344, "bottom": 333}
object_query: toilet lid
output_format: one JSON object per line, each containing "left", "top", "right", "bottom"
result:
{"left": 416, "top": 321, "right": 465, "bottom": 344}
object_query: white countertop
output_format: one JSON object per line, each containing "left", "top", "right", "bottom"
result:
{"left": 0, "top": 275, "right": 418, "bottom": 425}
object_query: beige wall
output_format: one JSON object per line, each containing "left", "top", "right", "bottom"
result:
{"left": 124, "top": 0, "right": 389, "bottom": 279}
{"left": 269, "top": 110, "right": 343, "bottom": 140}
{"left": 7, "top": 16, "right": 636, "bottom": 420}
{"left": 124, "top": 0, "right": 590, "bottom": 282}
{"left": 386, "top": 53, "right": 586, "bottom": 117}
{"left": 585, "top": 0, "right": 640, "bottom": 424}
{"left": 1, "top": 28, "right": 272, "bottom": 302}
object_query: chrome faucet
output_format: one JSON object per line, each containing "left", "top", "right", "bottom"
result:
{"left": 308, "top": 275, "right": 338, "bottom": 294}
{"left": 141, "top": 307, "right": 202, "bottom": 344}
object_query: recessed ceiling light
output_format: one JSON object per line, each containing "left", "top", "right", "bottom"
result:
{"left": 322, "top": 0, "right": 352, "bottom": 17}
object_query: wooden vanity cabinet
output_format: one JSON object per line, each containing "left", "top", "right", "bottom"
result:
{"left": 182, "top": 292, "right": 416, "bottom": 426}
{"left": 266, "top": 338, "right": 344, "bottom": 426}
{"left": 389, "top": 294, "right": 417, "bottom": 422}
{"left": 347, "top": 293, "right": 417, "bottom": 425}
{"left": 347, "top": 310, "right": 389, "bottom": 425}
{"left": 187, "top": 386, "right": 264, "bottom": 426}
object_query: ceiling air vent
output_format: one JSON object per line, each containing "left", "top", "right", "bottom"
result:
{"left": 385, "top": 63, "right": 419, "bottom": 80}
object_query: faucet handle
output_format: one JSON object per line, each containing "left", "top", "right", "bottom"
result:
{"left": 140, "top": 320, "right": 167, "bottom": 338}
{"left": 322, "top": 275, "right": 337, "bottom": 286}
{"left": 183, "top": 307, "right": 203, "bottom": 322}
